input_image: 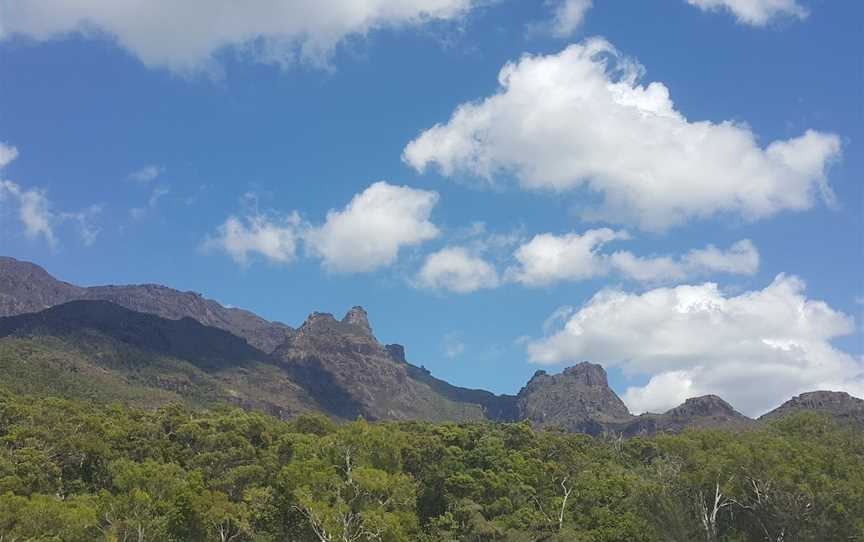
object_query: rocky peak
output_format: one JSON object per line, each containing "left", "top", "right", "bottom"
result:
{"left": 301, "top": 312, "right": 338, "bottom": 329}
{"left": 342, "top": 306, "right": 372, "bottom": 334}
{"left": 517, "top": 362, "right": 632, "bottom": 434}
{"left": 786, "top": 390, "right": 862, "bottom": 409}
{"left": 667, "top": 395, "right": 740, "bottom": 417}
{"left": 562, "top": 362, "right": 609, "bottom": 387}
{"left": 760, "top": 390, "right": 864, "bottom": 429}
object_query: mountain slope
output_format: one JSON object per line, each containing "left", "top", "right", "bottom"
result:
{"left": 760, "top": 391, "right": 864, "bottom": 429}
{"left": 515, "top": 363, "right": 634, "bottom": 435}
{"left": 623, "top": 395, "right": 755, "bottom": 436}
{"left": 0, "top": 256, "right": 293, "bottom": 352}
{"left": 273, "top": 307, "right": 488, "bottom": 422}
{"left": 0, "top": 300, "right": 319, "bottom": 417}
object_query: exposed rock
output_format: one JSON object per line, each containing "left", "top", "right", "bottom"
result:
{"left": 760, "top": 391, "right": 864, "bottom": 429}
{"left": 385, "top": 344, "right": 406, "bottom": 364}
{"left": 516, "top": 362, "right": 633, "bottom": 435}
{"left": 342, "top": 306, "right": 372, "bottom": 334}
{"left": 274, "top": 310, "right": 487, "bottom": 422}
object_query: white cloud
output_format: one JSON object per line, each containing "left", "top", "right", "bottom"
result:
{"left": 505, "top": 229, "right": 758, "bottom": 287}
{"left": 686, "top": 0, "right": 808, "bottom": 25}
{"left": 204, "top": 212, "right": 301, "bottom": 265}
{"left": 609, "top": 239, "right": 760, "bottom": 283}
{"left": 404, "top": 38, "right": 841, "bottom": 231}
{"left": 127, "top": 165, "right": 163, "bottom": 184}
{"left": 506, "top": 228, "right": 628, "bottom": 287}
{"left": 415, "top": 246, "right": 499, "bottom": 293}
{"left": 526, "top": 275, "right": 864, "bottom": 416}
{"left": 305, "top": 181, "right": 439, "bottom": 273}
{"left": 550, "top": 0, "right": 592, "bottom": 37}
{"left": 0, "top": 142, "right": 18, "bottom": 168}
{"left": 0, "top": 0, "right": 479, "bottom": 73}
{"left": 0, "top": 179, "right": 57, "bottom": 247}
{"left": 1, "top": 147, "right": 103, "bottom": 247}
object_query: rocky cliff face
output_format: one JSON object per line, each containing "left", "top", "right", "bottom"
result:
{"left": 760, "top": 391, "right": 864, "bottom": 429}
{"left": 0, "top": 257, "right": 293, "bottom": 352}
{"left": 515, "top": 363, "right": 634, "bottom": 435}
{"left": 272, "top": 309, "right": 487, "bottom": 422}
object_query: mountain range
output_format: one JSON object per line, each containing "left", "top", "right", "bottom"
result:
{"left": 1, "top": 255, "right": 861, "bottom": 434}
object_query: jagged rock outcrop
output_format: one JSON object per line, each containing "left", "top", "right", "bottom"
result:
{"left": 760, "top": 391, "right": 864, "bottom": 429}
{"left": 273, "top": 308, "right": 487, "bottom": 422}
{"left": 623, "top": 395, "right": 754, "bottom": 436}
{"left": 0, "top": 256, "right": 294, "bottom": 352}
{"left": 516, "top": 363, "right": 634, "bottom": 435}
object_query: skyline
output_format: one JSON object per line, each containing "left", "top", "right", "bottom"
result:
{"left": 1, "top": 0, "right": 861, "bottom": 416}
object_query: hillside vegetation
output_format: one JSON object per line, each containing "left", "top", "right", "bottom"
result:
{"left": 1, "top": 388, "right": 862, "bottom": 541}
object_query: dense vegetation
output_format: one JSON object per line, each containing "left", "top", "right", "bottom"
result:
{"left": 1, "top": 387, "right": 862, "bottom": 542}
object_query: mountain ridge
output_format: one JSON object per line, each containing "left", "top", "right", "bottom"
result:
{"left": 1, "top": 255, "right": 861, "bottom": 434}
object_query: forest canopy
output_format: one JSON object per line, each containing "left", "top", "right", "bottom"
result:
{"left": 0, "top": 387, "right": 862, "bottom": 541}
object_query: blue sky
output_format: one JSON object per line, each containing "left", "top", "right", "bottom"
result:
{"left": 0, "top": 0, "right": 861, "bottom": 415}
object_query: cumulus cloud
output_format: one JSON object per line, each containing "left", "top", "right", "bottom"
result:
{"left": 204, "top": 211, "right": 302, "bottom": 265}
{"left": 415, "top": 246, "right": 500, "bottom": 293}
{"left": 0, "top": 0, "right": 479, "bottom": 73}
{"left": 549, "top": 0, "right": 592, "bottom": 37}
{"left": 403, "top": 38, "right": 841, "bottom": 231}
{"left": 505, "top": 229, "right": 759, "bottom": 287}
{"left": 305, "top": 181, "right": 439, "bottom": 273}
{"left": 686, "top": 0, "right": 808, "bottom": 25}
{"left": 208, "top": 182, "right": 440, "bottom": 272}
{"left": 127, "top": 165, "right": 163, "bottom": 184}
{"left": 506, "top": 228, "right": 628, "bottom": 287}
{"left": 525, "top": 275, "right": 863, "bottom": 416}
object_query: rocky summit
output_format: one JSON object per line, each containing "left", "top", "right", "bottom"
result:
{"left": 0, "top": 255, "right": 861, "bottom": 435}
{"left": 516, "top": 363, "right": 633, "bottom": 435}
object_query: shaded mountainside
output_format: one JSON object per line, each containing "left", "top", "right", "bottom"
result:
{"left": 272, "top": 307, "right": 489, "bottom": 422}
{"left": 0, "top": 300, "right": 320, "bottom": 417}
{"left": 0, "top": 256, "right": 294, "bottom": 352}
{"left": 0, "top": 255, "right": 862, "bottom": 435}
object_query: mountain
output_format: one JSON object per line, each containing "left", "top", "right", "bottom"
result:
{"left": 623, "top": 395, "right": 754, "bottom": 436}
{"left": 0, "top": 256, "right": 294, "bottom": 352}
{"left": 0, "top": 299, "right": 320, "bottom": 417}
{"left": 1, "top": 255, "right": 861, "bottom": 436}
{"left": 759, "top": 391, "right": 864, "bottom": 430}
{"left": 0, "top": 256, "right": 83, "bottom": 315}
{"left": 515, "top": 363, "right": 634, "bottom": 435}
{"left": 272, "top": 307, "right": 489, "bottom": 422}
